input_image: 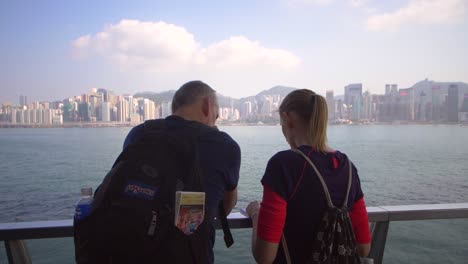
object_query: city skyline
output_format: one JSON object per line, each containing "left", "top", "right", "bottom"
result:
{"left": 2, "top": 78, "right": 468, "bottom": 126}
{"left": 2, "top": 77, "right": 467, "bottom": 106}
{"left": 1, "top": 0, "right": 468, "bottom": 103}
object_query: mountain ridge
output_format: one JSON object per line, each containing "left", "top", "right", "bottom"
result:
{"left": 134, "top": 85, "right": 298, "bottom": 108}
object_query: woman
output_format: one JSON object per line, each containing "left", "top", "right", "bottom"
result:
{"left": 247, "top": 89, "right": 371, "bottom": 263}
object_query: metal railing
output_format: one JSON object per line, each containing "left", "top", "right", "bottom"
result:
{"left": 1, "top": 203, "right": 468, "bottom": 264}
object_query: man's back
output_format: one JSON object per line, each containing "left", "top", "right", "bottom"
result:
{"left": 123, "top": 115, "right": 241, "bottom": 262}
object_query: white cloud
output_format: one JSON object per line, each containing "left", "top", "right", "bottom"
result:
{"left": 202, "top": 36, "right": 300, "bottom": 69}
{"left": 286, "top": 0, "right": 333, "bottom": 6}
{"left": 72, "top": 19, "right": 300, "bottom": 73}
{"left": 348, "top": 0, "right": 370, "bottom": 7}
{"left": 366, "top": 0, "right": 468, "bottom": 32}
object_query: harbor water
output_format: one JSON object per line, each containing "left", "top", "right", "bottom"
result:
{"left": 0, "top": 125, "right": 467, "bottom": 263}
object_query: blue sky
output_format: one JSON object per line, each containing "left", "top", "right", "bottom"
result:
{"left": 1, "top": 0, "right": 467, "bottom": 103}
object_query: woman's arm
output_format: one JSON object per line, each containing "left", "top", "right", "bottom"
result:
{"left": 247, "top": 185, "right": 287, "bottom": 263}
{"left": 350, "top": 197, "right": 372, "bottom": 257}
{"left": 247, "top": 201, "right": 280, "bottom": 264}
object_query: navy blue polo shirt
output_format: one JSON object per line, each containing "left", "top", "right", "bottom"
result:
{"left": 123, "top": 115, "right": 241, "bottom": 263}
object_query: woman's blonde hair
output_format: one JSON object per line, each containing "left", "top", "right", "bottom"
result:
{"left": 279, "top": 89, "right": 328, "bottom": 152}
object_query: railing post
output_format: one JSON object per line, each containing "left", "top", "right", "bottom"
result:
{"left": 368, "top": 221, "right": 390, "bottom": 264}
{"left": 4, "top": 240, "right": 32, "bottom": 264}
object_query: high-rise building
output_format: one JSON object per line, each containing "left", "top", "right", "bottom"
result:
{"left": 36, "top": 109, "right": 43, "bottom": 124}
{"left": 52, "top": 111, "right": 63, "bottom": 125}
{"left": 161, "top": 102, "right": 172, "bottom": 118}
{"left": 89, "top": 94, "right": 103, "bottom": 120}
{"left": 385, "top": 84, "right": 398, "bottom": 96}
{"left": 111, "top": 107, "right": 118, "bottom": 121}
{"left": 19, "top": 110, "right": 25, "bottom": 124}
{"left": 123, "top": 95, "right": 134, "bottom": 118}
{"left": 326, "top": 91, "right": 335, "bottom": 121}
{"left": 447, "top": 85, "right": 459, "bottom": 122}
{"left": 62, "top": 99, "right": 75, "bottom": 122}
{"left": 459, "top": 94, "right": 468, "bottom": 122}
{"left": 78, "top": 103, "right": 91, "bottom": 122}
{"left": 97, "top": 88, "right": 108, "bottom": 102}
{"left": 82, "top": 93, "right": 90, "bottom": 103}
{"left": 431, "top": 86, "right": 443, "bottom": 121}
{"left": 19, "top": 95, "right": 28, "bottom": 107}
{"left": 107, "top": 91, "right": 117, "bottom": 105}
{"left": 102, "top": 102, "right": 111, "bottom": 122}
{"left": 416, "top": 91, "right": 428, "bottom": 121}
{"left": 261, "top": 96, "right": 273, "bottom": 116}
{"left": 233, "top": 109, "right": 240, "bottom": 121}
{"left": 336, "top": 99, "right": 343, "bottom": 119}
{"left": 43, "top": 109, "right": 53, "bottom": 124}
{"left": 11, "top": 109, "right": 17, "bottom": 124}
{"left": 30, "top": 109, "right": 37, "bottom": 124}
{"left": 344, "top": 84, "right": 362, "bottom": 120}
{"left": 362, "top": 91, "right": 373, "bottom": 120}
{"left": 117, "top": 97, "right": 129, "bottom": 122}
{"left": 398, "top": 88, "right": 415, "bottom": 120}
{"left": 242, "top": 101, "right": 252, "bottom": 119}
{"left": 143, "top": 99, "right": 156, "bottom": 121}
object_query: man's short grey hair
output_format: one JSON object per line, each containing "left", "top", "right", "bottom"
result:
{"left": 172, "top": 81, "right": 217, "bottom": 113}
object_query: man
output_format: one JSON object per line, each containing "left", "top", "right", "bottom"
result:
{"left": 122, "top": 80, "right": 240, "bottom": 263}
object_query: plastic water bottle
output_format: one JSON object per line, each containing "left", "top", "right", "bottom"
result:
{"left": 74, "top": 187, "right": 93, "bottom": 222}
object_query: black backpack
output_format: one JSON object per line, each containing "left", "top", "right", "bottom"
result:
{"left": 285, "top": 149, "right": 361, "bottom": 264}
{"left": 74, "top": 119, "right": 231, "bottom": 264}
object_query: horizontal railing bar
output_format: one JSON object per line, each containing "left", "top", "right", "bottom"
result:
{"left": 367, "top": 207, "right": 389, "bottom": 222}
{"left": 380, "top": 203, "right": 468, "bottom": 221}
{"left": 0, "top": 220, "right": 73, "bottom": 240}
{"left": 1, "top": 203, "right": 468, "bottom": 241}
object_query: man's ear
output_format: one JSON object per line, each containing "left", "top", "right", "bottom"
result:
{"left": 201, "top": 97, "right": 209, "bottom": 117}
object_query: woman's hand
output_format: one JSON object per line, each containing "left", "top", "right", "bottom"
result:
{"left": 246, "top": 201, "right": 260, "bottom": 218}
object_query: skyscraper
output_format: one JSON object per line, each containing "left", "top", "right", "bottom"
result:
{"left": 102, "top": 102, "right": 111, "bottom": 122}
{"left": 399, "top": 88, "right": 415, "bottom": 121}
{"left": 459, "top": 94, "right": 468, "bottom": 122}
{"left": 143, "top": 99, "right": 156, "bottom": 121}
{"left": 344, "top": 84, "right": 362, "bottom": 120}
{"left": 362, "top": 91, "right": 372, "bottom": 120}
{"left": 161, "top": 102, "right": 172, "bottom": 118}
{"left": 242, "top": 101, "right": 252, "bottom": 119}
{"left": 123, "top": 95, "right": 134, "bottom": 118}
{"left": 431, "top": 86, "right": 442, "bottom": 121}
{"left": 447, "top": 84, "right": 459, "bottom": 122}
{"left": 117, "top": 97, "right": 129, "bottom": 122}
{"left": 385, "top": 84, "right": 398, "bottom": 96}
{"left": 78, "top": 103, "right": 91, "bottom": 122}
{"left": 11, "top": 109, "right": 17, "bottom": 124}
{"left": 19, "top": 95, "right": 28, "bottom": 107}
{"left": 326, "top": 90, "right": 335, "bottom": 121}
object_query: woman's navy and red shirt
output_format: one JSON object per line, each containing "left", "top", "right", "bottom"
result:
{"left": 258, "top": 145, "right": 371, "bottom": 263}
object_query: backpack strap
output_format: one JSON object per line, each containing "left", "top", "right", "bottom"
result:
{"left": 291, "top": 149, "right": 353, "bottom": 209}
{"left": 291, "top": 149, "right": 334, "bottom": 208}
{"left": 343, "top": 157, "right": 353, "bottom": 208}
{"left": 281, "top": 234, "right": 292, "bottom": 264}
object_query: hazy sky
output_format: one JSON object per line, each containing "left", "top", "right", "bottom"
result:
{"left": 1, "top": 0, "right": 467, "bottom": 103}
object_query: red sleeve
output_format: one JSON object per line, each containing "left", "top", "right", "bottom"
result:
{"left": 349, "top": 197, "right": 371, "bottom": 244}
{"left": 257, "top": 184, "right": 287, "bottom": 243}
